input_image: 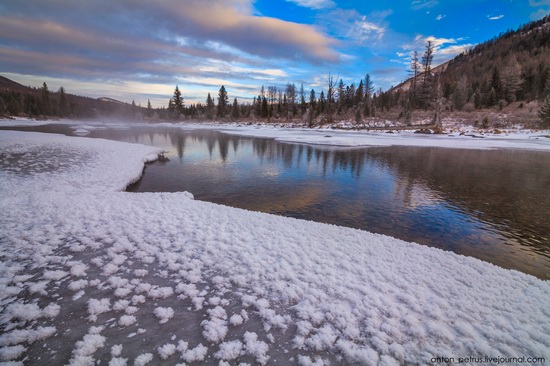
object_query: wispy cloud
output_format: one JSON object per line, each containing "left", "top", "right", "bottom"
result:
{"left": 487, "top": 14, "right": 504, "bottom": 20}
{"left": 352, "top": 16, "right": 386, "bottom": 41}
{"left": 411, "top": 0, "right": 439, "bottom": 10}
{"left": 286, "top": 0, "right": 335, "bottom": 9}
{"left": 436, "top": 14, "right": 446, "bottom": 21}
{"left": 318, "top": 9, "right": 389, "bottom": 44}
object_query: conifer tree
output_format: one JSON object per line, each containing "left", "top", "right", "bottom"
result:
{"left": 299, "top": 83, "right": 306, "bottom": 113}
{"left": 217, "top": 85, "right": 228, "bottom": 118}
{"left": 41, "top": 82, "right": 51, "bottom": 116}
{"left": 355, "top": 80, "right": 364, "bottom": 106}
{"left": 171, "top": 85, "right": 184, "bottom": 115}
{"left": 538, "top": 94, "right": 550, "bottom": 128}
{"left": 409, "top": 51, "right": 420, "bottom": 104}
{"left": 419, "top": 41, "right": 435, "bottom": 109}
{"left": 58, "top": 86, "right": 67, "bottom": 117}
{"left": 309, "top": 89, "right": 316, "bottom": 108}
{"left": 206, "top": 93, "right": 215, "bottom": 119}
{"left": 232, "top": 97, "right": 240, "bottom": 119}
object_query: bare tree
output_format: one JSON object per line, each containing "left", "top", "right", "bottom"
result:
{"left": 409, "top": 51, "right": 421, "bottom": 104}
{"left": 326, "top": 72, "right": 338, "bottom": 123}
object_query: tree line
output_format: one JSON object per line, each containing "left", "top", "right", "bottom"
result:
{"left": 165, "top": 73, "right": 379, "bottom": 127}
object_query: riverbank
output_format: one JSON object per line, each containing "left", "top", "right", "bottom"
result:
{"left": 2, "top": 117, "right": 550, "bottom": 152}
{"left": 1, "top": 129, "right": 549, "bottom": 365}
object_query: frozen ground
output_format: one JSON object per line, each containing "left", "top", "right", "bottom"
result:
{"left": 0, "top": 129, "right": 549, "bottom": 365}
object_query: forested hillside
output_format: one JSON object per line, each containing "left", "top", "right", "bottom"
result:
{"left": 0, "top": 77, "right": 149, "bottom": 120}
{"left": 438, "top": 14, "right": 550, "bottom": 109}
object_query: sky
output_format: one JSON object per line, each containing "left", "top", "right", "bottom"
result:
{"left": 0, "top": 0, "right": 549, "bottom": 107}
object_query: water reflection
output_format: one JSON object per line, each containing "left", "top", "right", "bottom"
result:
{"left": 125, "top": 128, "right": 549, "bottom": 279}
{"left": 1, "top": 125, "right": 548, "bottom": 278}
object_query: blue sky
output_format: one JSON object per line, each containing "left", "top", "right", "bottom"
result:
{"left": 0, "top": 0, "right": 548, "bottom": 107}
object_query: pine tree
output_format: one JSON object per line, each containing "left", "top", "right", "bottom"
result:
{"left": 337, "top": 79, "right": 345, "bottom": 111}
{"left": 232, "top": 97, "right": 240, "bottom": 119}
{"left": 363, "top": 74, "right": 375, "bottom": 117}
{"left": 217, "top": 85, "right": 228, "bottom": 118}
{"left": 299, "top": 83, "right": 306, "bottom": 113}
{"left": 355, "top": 80, "right": 364, "bottom": 106}
{"left": 261, "top": 97, "right": 268, "bottom": 118}
{"left": 206, "top": 93, "right": 215, "bottom": 119}
{"left": 538, "top": 94, "right": 550, "bottom": 128}
{"left": 422, "top": 41, "right": 434, "bottom": 78}
{"left": 409, "top": 51, "right": 421, "bottom": 104}
{"left": 318, "top": 90, "right": 326, "bottom": 114}
{"left": 419, "top": 42, "right": 435, "bottom": 108}
{"left": 41, "top": 82, "right": 51, "bottom": 116}
{"left": 364, "top": 74, "right": 374, "bottom": 100}
{"left": 309, "top": 89, "right": 316, "bottom": 108}
{"left": 58, "top": 86, "right": 68, "bottom": 117}
{"left": 147, "top": 99, "right": 153, "bottom": 117}
{"left": 171, "top": 85, "right": 184, "bottom": 115}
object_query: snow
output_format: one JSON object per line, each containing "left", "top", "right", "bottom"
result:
{"left": 133, "top": 353, "right": 153, "bottom": 366}
{"left": 153, "top": 307, "right": 174, "bottom": 324}
{"left": 0, "top": 345, "right": 26, "bottom": 362}
{"left": 0, "top": 129, "right": 549, "bottom": 365}
{"left": 87, "top": 298, "right": 111, "bottom": 322}
{"left": 209, "top": 124, "right": 550, "bottom": 151}
{"left": 156, "top": 343, "right": 176, "bottom": 360}
{"left": 118, "top": 315, "right": 136, "bottom": 327}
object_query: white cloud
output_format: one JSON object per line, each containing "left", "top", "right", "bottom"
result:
{"left": 487, "top": 14, "right": 504, "bottom": 20}
{"left": 411, "top": 0, "right": 438, "bottom": 10}
{"left": 286, "top": 0, "right": 335, "bottom": 9}
{"left": 352, "top": 16, "right": 386, "bottom": 41}
{"left": 436, "top": 14, "right": 446, "bottom": 21}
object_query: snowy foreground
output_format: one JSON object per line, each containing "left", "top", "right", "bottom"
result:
{"left": 0, "top": 130, "right": 549, "bottom": 366}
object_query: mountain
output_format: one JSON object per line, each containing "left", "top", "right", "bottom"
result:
{"left": 391, "top": 14, "right": 550, "bottom": 112}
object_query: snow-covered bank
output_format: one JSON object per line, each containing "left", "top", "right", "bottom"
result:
{"left": 210, "top": 124, "right": 550, "bottom": 152}
{"left": 0, "top": 131, "right": 549, "bottom": 365}
{"left": 2, "top": 118, "right": 550, "bottom": 152}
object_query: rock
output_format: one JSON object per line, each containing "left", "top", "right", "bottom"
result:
{"left": 414, "top": 128, "right": 432, "bottom": 134}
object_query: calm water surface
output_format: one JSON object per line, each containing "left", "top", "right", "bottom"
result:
{"left": 3, "top": 124, "right": 549, "bottom": 279}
